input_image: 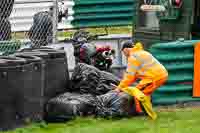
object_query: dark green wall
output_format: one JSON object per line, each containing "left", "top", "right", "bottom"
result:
{"left": 72, "top": 0, "right": 136, "bottom": 28}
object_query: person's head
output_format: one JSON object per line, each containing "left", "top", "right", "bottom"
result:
{"left": 121, "top": 40, "right": 134, "bottom": 57}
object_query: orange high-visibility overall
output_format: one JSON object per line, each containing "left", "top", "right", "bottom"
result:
{"left": 117, "top": 43, "right": 168, "bottom": 113}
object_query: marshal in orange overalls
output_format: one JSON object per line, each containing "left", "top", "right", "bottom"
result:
{"left": 117, "top": 42, "right": 168, "bottom": 114}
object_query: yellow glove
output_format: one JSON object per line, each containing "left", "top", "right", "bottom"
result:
{"left": 121, "top": 87, "right": 146, "bottom": 101}
{"left": 121, "top": 87, "right": 157, "bottom": 120}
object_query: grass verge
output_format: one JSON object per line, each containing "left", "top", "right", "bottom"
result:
{"left": 12, "top": 26, "right": 132, "bottom": 40}
{"left": 3, "top": 107, "right": 200, "bottom": 133}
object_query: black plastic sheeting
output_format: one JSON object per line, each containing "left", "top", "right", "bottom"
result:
{"left": 96, "top": 71, "right": 120, "bottom": 94}
{"left": 95, "top": 91, "right": 136, "bottom": 118}
{"left": 45, "top": 63, "right": 133, "bottom": 121}
{"left": 71, "top": 63, "right": 101, "bottom": 94}
{"left": 46, "top": 93, "right": 96, "bottom": 122}
{"left": 71, "top": 63, "right": 120, "bottom": 95}
{"left": 46, "top": 91, "right": 137, "bottom": 121}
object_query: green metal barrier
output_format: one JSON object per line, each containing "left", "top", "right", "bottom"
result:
{"left": 74, "top": 12, "right": 133, "bottom": 20}
{"left": 154, "top": 53, "right": 194, "bottom": 61}
{"left": 163, "top": 62, "right": 193, "bottom": 70}
{"left": 150, "top": 39, "right": 200, "bottom": 105}
{"left": 74, "top": 0, "right": 133, "bottom": 5}
{"left": 150, "top": 40, "right": 199, "bottom": 49}
{"left": 155, "top": 85, "right": 192, "bottom": 93}
{"left": 72, "top": 0, "right": 136, "bottom": 27}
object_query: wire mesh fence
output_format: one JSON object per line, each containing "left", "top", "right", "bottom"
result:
{"left": 0, "top": 0, "right": 70, "bottom": 49}
{"left": 28, "top": 11, "right": 54, "bottom": 48}
{"left": 0, "top": 0, "right": 14, "bottom": 41}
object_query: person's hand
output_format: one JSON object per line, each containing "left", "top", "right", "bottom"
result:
{"left": 114, "top": 88, "right": 122, "bottom": 94}
{"left": 110, "top": 83, "right": 122, "bottom": 93}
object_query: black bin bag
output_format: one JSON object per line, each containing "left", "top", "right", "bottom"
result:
{"left": 46, "top": 93, "right": 96, "bottom": 122}
{"left": 71, "top": 63, "right": 120, "bottom": 95}
{"left": 96, "top": 71, "right": 120, "bottom": 95}
{"left": 71, "top": 63, "right": 101, "bottom": 95}
{"left": 95, "top": 91, "right": 136, "bottom": 118}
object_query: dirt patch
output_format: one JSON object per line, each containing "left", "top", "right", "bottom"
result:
{"left": 155, "top": 101, "right": 200, "bottom": 112}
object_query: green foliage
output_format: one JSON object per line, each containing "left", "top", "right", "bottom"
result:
{"left": 0, "top": 40, "right": 22, "bottom": 55}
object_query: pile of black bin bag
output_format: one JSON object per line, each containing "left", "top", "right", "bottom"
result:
{"left": 46, "top": 63, "right": 137, "bottom": 121}
{"left": 0, "top": 47, "right": 137, "bottom": 131}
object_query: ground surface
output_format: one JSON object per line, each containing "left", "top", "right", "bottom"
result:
{"left": 13, "top": 26, "right": 132, "bottom": 40}
{"left": 2, "top": 107, "right": 200, "bottom": 133}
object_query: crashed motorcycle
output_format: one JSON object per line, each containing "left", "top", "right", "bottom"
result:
{"left": 70, "top": 30, "right": 116, "bottom": 71}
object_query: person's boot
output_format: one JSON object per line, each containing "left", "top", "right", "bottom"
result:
{"left": 141, "top": 96, "right": 157, "bottom": 120}
{"left": 122, "top": 87, "right": 157, "bottom": 120}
